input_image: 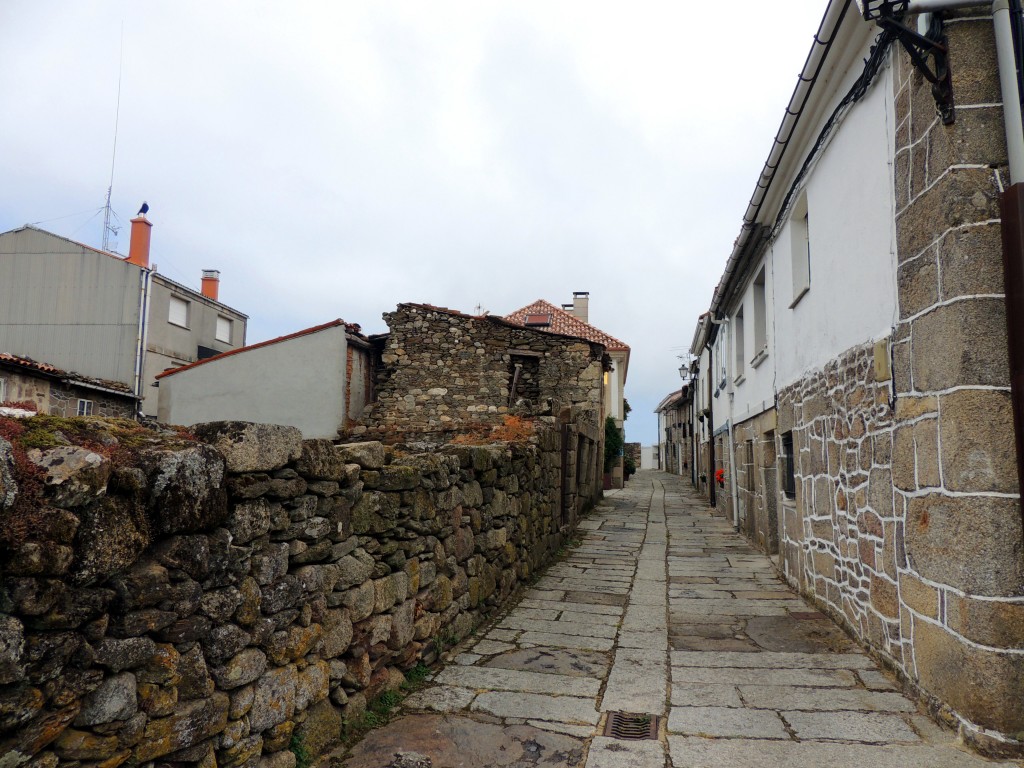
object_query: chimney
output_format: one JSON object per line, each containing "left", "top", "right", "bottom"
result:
{"left": 126, "top": 215, "right": 153, "bottom": 269}
{"left": 201, "top": 269, "right": 220, "bottom": 301}
{"left": 572, "top": 291, "right": 590, "bottom": 323}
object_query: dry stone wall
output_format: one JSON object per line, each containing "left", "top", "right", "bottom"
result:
{"left": 0, "top": 418, "right": 576, "bottom": 768}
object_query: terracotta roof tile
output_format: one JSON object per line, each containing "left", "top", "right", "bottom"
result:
{"left": 504, "top": 300, "right": 629, "bottom": 352}
{"left": 0, "top": 353, "right": 136, "bottom": 396}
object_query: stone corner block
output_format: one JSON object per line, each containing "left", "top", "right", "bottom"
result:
{"left": 192, "top": 422, "right": 303, "bottom": 473}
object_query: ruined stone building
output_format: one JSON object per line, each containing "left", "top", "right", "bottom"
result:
{"left": 358, "top": 303, "right": 608, "bottom": 520}
{"left": 680, "top": 0, "right": 1024, "bottom": 756}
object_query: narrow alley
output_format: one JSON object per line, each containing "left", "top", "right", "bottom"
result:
{"left": 336, "top": 472, "right": 1020, "bottom": 768}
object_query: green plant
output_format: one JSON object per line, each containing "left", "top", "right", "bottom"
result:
{"left": 623, "top": 455, "right": 637, "bottom": 476}
{"left": 432, "top": 626, "right": 459, "bottom": 655}
{"left": 603, "top": 416, "right": 624, "bottom": 473}
{"left": 290, "top": 734, "right": 312, "bottom": 768}
{"left": 370, "top": 690, "right": 401, "bottom": 716}
{"left": 402, "top": 663, "right": 431, "bottom": 691}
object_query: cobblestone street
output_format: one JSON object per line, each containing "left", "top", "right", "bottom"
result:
{"left": 338, "top": 471, "right": 1021, "bottom": 768}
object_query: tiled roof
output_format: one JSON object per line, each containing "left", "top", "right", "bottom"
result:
{"left": 655, "top": 390, "right": 684, "bottom": 412}
{"left": 0, "top": 353, "right": 136, "bottom": 396}
{"left": 504, "top": 300, "right": 629, "bottom": 352}
{"left": 157, "top": 319, "right": 359, "bottom": 379}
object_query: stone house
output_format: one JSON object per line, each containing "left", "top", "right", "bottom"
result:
{"left": 683, "top": 0, "right": 1024, "bottom": 755}
{"left": 0, "top": 353, "right": 138, "bottom": 417}
{"left": 156, "top": 320, "right": 373, "bottom": 439}
{"left": 654, "top": 389, "right": 687, "bottom": 475}
{"left": 360, "top": 303, "right": 607, "bottom": 520}
{"left": 0, "top": 216, "right": 248, "bottom": 417}
{"left": 504, "top": 293, "right": 631, "bottom": 486}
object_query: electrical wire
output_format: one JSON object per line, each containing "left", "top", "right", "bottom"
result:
{"left": 770, "top": 27, "right": 898, "bottom": 239}
{"left": 29, "top": 208, "right": 104, "bottom": 226}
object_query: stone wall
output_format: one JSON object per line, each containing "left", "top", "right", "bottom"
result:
{"left": 731, "top": 410, "right": 779, "bottom": 555}
{"left": 0, "top": 370, "right": 135, "bottom": 420}
{"left": 360, "top": 304, "right": 606, "bottom": 444}
{"left": 47, "top": 384, "right": 135, "bottom": 420}
{"left": 740, "top": 14, "right": 1024, "bottom": 756}
{"left": 0, "top": 418, "right": 580, "bottom": 768}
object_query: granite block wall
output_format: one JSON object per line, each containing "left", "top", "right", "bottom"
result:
{"left": 0, "top": 418, "right": 581, "bottom": 768}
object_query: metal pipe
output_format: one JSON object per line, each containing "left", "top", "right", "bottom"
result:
{"left": 1000, "top": 188, "right": 1024, "bottom": 520}
{"left": 907, "top": 0, "right": 990, "bottom": 10}
{"left": 995, "top": 0, "right": 1024, "bottom": 182}
{"left": 709, "top": 0, "right": 851, "bottom": 319}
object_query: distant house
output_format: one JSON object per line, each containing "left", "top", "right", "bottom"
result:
{"left": 0, "top": 216, "right": 248, "bottom": 417}
{"left": 0, "top": 353, "right": 138, "bottom": 418}
{"left": 505, "top": 293, "right": 630, "bottom": 487}
{"left": 655, "top": 388, "right": 691, "bottom": 478}
{"left": 157, "top": 320, "right": 372, "bottom": 439}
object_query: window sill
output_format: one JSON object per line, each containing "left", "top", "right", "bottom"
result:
{"left": 750, "top": 348, "right": 768, "bottom": 369}
{"left": 733, "top": 373, "right": 746, "bottom": 386}
{"left": 789, "top": 285, "right": 809, "bottom": 309}
{"left": 168, "top": 321, "right": 190, "bottom": 330}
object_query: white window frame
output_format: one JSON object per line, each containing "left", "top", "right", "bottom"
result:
{"left": 169, "top": 295, "right": 190, "bottom": 328}
{"left": 790, "top": 193, "right": 811, "bottom": 308}
{"left": 216, "top": 315, "right": 232, "bottom": 343}
{"left": 77, "top": 399, "right": 94, "bottom": 416}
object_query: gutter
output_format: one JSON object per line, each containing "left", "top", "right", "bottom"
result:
{"left": 710, "top": 0, "right": 853, "bottom": 319}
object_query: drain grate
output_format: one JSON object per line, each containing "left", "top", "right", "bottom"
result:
{"left": 603, "top": 712, "right": 659, "bottom": 740}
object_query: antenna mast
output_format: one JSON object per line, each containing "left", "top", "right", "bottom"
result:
{"left": 102, "top": 23, "right": 124, "bottom": 252}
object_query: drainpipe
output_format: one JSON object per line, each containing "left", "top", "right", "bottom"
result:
{"left": 723, "top": 322, "right": 741, "bottom": 530}
{"left": 707, "top": 343, "right": 716, "bottom": 508}
{"left": 994, "top": 0, "right": 1024, "bottom": 512}
{"left": 133, "top": 266, "right": 153, "bottom": 414}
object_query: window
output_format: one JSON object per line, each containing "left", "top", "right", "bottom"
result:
{"left": 753, "top": 268, "right": 767, "bottom": 358}
{"left": 216, "top": 315, "right": 232, "bottom": 343}
{"left": 781, "top": 431, "right": 796, "bottom": 499}
{"left": 77, "top": 399, "right": 94, "bottom": 416}
{"left": 733, "top": 308, "right": 745, "bottom": 380}
{"left": 790, "top": 194, "right": 811, "bottom": 307}
{"left": 169, "top": 296, "right": 190, "bottom": 328}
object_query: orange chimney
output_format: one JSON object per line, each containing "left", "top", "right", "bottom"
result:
{"left": 201, "top": 270, "right": 220, "bottom": 301}
{"left": 126, "top": 215, "right": 153, "bottom": 269}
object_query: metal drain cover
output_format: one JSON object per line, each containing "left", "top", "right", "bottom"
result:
{"left": 603, "top": 712, "right": 659, "bottom": 740}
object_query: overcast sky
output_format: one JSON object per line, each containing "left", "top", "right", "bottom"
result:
{"left": 1, "top": 1, "right": 830, "bottom": 444}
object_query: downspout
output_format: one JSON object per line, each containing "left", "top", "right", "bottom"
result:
{"left": 722, "top": 317, "right": 741, "bottom": 530}
{"left": 994, "top": 0, "right": 1024, "bottom": 514}
{"left": 707, "top": 343, "right": 716, "bottom": 508}
{"left": 133, "top": 266, "right": 153, "bottom": 416}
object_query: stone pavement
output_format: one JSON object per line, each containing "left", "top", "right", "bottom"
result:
{"left": 336, "top": 471, "right": 1021, "bottom": 768}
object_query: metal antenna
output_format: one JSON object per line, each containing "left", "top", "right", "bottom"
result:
{"left": 101, "top": 23, "right": 124, "bottom": 252}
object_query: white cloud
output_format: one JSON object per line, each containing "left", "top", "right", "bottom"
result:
{"left": 0, "top": 0, "right": 832, "bottom": 443}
